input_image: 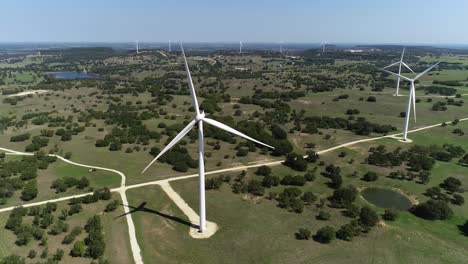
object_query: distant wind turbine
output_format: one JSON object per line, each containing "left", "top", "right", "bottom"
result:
{"left": 239, "top": 41, "right": 242, "bottom": 53}
{"left": 382, "top": 47, "right": 414, "bottom": 96}
{"left": 169, "top": 40, "right": 172, "bottom": 52}
{"left": 136, "top": 40, "right": 139, "bottom": 54}
{"left": 322, "top": 41, "right": 327, "bottom": 53}
{"left": 142, "top": 43, "right": 274, "bottom": 233}
{"left": 380, "top": 62, "right": 440, "bottom": 141}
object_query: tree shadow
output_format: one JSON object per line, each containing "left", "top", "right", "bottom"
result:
{"left": 115, "top": 202, "right": 197, "bottom": 228}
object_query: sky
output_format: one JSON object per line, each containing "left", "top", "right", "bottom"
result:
{"left": 1, "top": 0, "right": 468, "bottom": 44}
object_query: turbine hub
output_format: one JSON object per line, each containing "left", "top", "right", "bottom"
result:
{"left": 196, "top": 112, "right": 205, "bottom": 121}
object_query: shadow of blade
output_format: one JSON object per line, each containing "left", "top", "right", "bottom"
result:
{"left": 116, "top": 202, "right": 197, "bottom": 228}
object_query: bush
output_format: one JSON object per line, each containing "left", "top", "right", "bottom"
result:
{"left": 317, "top": 211, "right": 331, "bottom": 220}
{"left": 205, "top": 178, "right": 223, "bottom": 190}
{"left": 367, "top": 96, "right": 377, "bottom": 102}
{"left": 452, "top": 194, "right": 465, "bottom": 205}
{"left": 105, "top": 200, "right": 120, "bottom": 212}
{"left": 359, "top": 206, "right": 379, "bottom": 227}
{"left": 284, "top": 153, "right": 308, "bottom": 171}
{"left": 295, "top": 228, "right": 311, "bottom": 240}
{"left": 70, "top": 241, "right": 85, "bottom": 257}
{"left": 304, "top": 171, "right": 316, "bottom": 181}
{"left": 314, "top": 226, "right": 335, "bottom": 243}
{"left": 329, "top": 186, "right": 358, "bottom": 208}
{"left": 362, "top": 171, "right": 378, "bottom": 182}
{"left": 383, "top": 209, "right": 398, "bottom": 221}
{"left": 336, "top": 223, "right": 358, "bottom": 241}
{"left": 255, "top": 165, "right": 272, "bottom": 176}
{"left": 413, "top": 199, "right": 453, "bottom": 220}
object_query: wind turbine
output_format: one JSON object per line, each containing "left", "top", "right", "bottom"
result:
{"left": 321, "top": 41, "right": 327, "bottom": 53}
{"left": 382, "top": 47, "right": 414, "bottom": 96}
{"left": 136, "top": 40, "right": 139, "bottom": 54}
{"left": 380, "top": 62, "right": 440, "bottom": 141}
{"left": 142, "top": 43, "right": 275, "bottom": 233}
{"left": 169, "top": 40, "right": 172, "bottom": 52}
{"left": 239, "top": 41, "right": 242, "bottom": 54}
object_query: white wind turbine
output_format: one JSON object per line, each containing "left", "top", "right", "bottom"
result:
{"left": 136, "top": 40, "right": 139, "bottom": 54}
{"left": 142, "top": 43, "right": 275, "bottom": 233}
{"left": 380, "top": 62, "right": 440, "bottom": 141}
{"left": 239, "top": 41, "right": 242, "bottom": 53}
{"left": 382, "top": 47, "right": 414, "bottom": 96}
{"left": 169, "top": 40, "right": 172, "bottom": 52}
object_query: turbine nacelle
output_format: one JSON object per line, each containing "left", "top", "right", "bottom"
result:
{"left": 195, "top": 112, "right": 206, "bottom": 122}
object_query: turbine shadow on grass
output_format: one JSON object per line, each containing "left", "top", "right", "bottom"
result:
{"left": 115, "top": 202, "right": 197, "bottom": 228}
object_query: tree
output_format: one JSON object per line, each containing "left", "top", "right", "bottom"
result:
{"left": 460, "top": 220, "right": 468, "bottom": 236}
{"left": 362, "top": 171, "right": 378, "bottom": 182}
{"left": 344, "top": 204, "right": 360, "bottom": 218}
{"left": 440, "top": 177, "right": 462, "bottom": 193}
{"left": 452, "top": 194, "right": 465, "bottom": 205}
{"left": 262, "top": 175, "right": 280, "bottom": 188}
{"left": 20, "top": 182, "right": 38, "bottom": 201}
{"left": 290, "top": 199, "right": 304, "bottom": 213}
{"left": 336, "top": 224, "right": 357, "bottom": 241}
{"left": 27, "top": 250, "right": 36, "bottom": 259}
{"left": 329, "top": 173, "right": 343, "bottom": 189}
{"left": 314, "top": 226, "right": 335, "bottom": 243}
{"left": 329, "top": 186, "right": 358, "bottom": 208}
{"left": 383, "top": 209, "right": 398, "bottom": 221}
{"left": 359, "top": 206, "right": 379, "bottom": 227}
{"left": 255, "top": 165, "right": 271, "bottom": 176}
{"left": 247, "top": 180, "right": 265, "bottom": 196}
{"left": 413, "top": 199, "right": 453, "bottom": 220}
{"left": 317, "top": 211, "right": 331, "bottom": 220}
{"left": 105, "top": 200, "right": 120, "bottom": 212}
{"left": 460, "top": 154, "right": 468, "bottom": 165}
{"left": 70, "top": 241, "right": 85, "bottom": 257}
{"left": 295, "top": 228, "right": 311, "bottom": 240}
{"left": 301, "top": 191, "right": 317, "bottom": 205}
{"left": 304, "top": 171, "right": 316, "bottom": 181}
{"left": 205, "top": 178, "right": 223, "bottom": 190}
{"left": 284, "top": 153, "right": 308, "bottom": 171}
{"left": 305, "top": 150, "right": 319, "bottom": 163}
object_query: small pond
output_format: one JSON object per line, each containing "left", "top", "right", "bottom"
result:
{"left": 361, "top": 188, "right": 413, "bottom": 211}
{"left": 48, "top": 72, "right": 100, "bottom": 79}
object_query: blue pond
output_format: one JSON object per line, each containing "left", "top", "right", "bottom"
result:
{"left": 48, "top": 72, "right": 100, "bottom": 79}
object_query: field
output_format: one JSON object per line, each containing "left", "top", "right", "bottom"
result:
{"left": 0, "top": 46, "right": 467, "bottom": 263}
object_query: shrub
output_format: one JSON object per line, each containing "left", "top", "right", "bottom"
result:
{"left": 314, "top": 226, "right": 335, "bottom": 243}
{"left": 413, "top": 199, "right": 453, "bottom": 220}
{"left": 362, "top": 171, "right": 378, "bottom": 182}
{"left": 383, "top": 209, "right": 398, "bottom": 221}
{"left": 295, "top": 228, "right": 311, "bottom": 240}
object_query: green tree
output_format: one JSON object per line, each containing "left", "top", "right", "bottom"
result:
{"left": 295, "top": 228, "right": 311, "bottom": 240}
{"left": 359, "top": 206, "right": 379, "bottom": 227}
{"left": 314, "top": 226, "right": 335, "bottom": 243}
{"left": 70, "top": 241, "right": 85, "bottom": 257}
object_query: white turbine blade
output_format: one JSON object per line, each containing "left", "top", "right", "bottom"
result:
{"left": 180, "top": 42, "right": 200, "bottom": 115}
{"left": 382, "top": 61, "right": 400, "bottom": 69}
{"left": 379, "top": 68, "right": 412, "bottom": 82}
{"left": 141, "top": 119, "right": 197, "bottom": 173}
{"left": 401, "top": 61, "right": 415, "bottom": 73}
{"left": 412, "top": 84, "right": 417, "bottom": 122}
{"left": 400, "top": 46, "right": 406, "bottom": 61}
{"left": 203, "top": 118, "right": 275, "bottom": 149}
{"left": 414, "top": 62, "right": 440, "bottom": 80}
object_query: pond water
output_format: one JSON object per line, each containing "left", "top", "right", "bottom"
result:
{"left": 48, "top": 72, "right": 100, "bottom": 79}
{"left": 361, "top": 188, "right": 413, "bottom": 211}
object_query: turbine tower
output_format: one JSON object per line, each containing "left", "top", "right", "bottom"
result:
{"left": 239, "top": 41, "right": 242, "bottom": 53}
{"left": 136, "top": 40, "right": 139, "bottom": 54}
{"left": 382, "top": 47, "right": 414, "bottom": 96}
{"left": 381, "top": 62, "right": 440, "bottom": 141}
{"left": 322, "top": 41, "right": 327, "bottom": 53}
{"left": 169, "top": 40, "right": 172, "bottom": 52}
{"left": 142, "top": 43, "right": 274, "bottom": 233}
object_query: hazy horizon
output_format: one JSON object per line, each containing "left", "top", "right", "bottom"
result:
{"left": 2, "top": 0, "right": 468, "bottom": 44}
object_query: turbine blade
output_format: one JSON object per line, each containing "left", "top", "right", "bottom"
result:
{"left": 401, "top": 62, "right": 415, "bottom": 74}
{"left": 400, "top": 46, "right": 406, "bottom": 61}
{"left": 382, "top": 61, "right": 400, "bottom": 69}
{"left": 412, "top": 84, "right": 417, "bottom": 122}
{"left": 379, "top": 68, "right": 412, "bottom": 82}
{"left": 141, "top": 119, "right": 197, "bottom": 173}
{"left": 203, "top": 118, "right": 275, "bottom": 149}
{"left": 414, "top": 62, "right": 440, "bottom": 80}
{"left": 180, "top": 42, "right": 200, "bottom": 115}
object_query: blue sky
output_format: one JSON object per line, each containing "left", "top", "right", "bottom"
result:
{"left": 1, "top": 0, "right": 467, "bottom": 44}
